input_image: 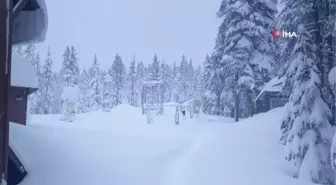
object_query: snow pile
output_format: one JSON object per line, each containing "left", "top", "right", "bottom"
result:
{"left": 329, "top": 66, "right": 336, "bottom": 85}
{"left": 10, "top": 105, "right": 316, "bottom": 185}
{"left": 11, "top": 51, "right": 38, "bottom": 88}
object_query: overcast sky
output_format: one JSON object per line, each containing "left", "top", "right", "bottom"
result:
{"left": 36, "top": 0, "right": 222, "bottom": 71}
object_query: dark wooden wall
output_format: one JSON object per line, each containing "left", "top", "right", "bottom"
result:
{"left": 8, "top": 86, "right": 28, "bottom": 125}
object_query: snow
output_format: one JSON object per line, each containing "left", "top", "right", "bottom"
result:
{"left": 328, "top": 66, "right": 336, "bottom": 85}
{"left": 143, "top": 80, "right": 163, "bottom": 86}
{"left": 10, "top": 51, "right": 38, "bottom": 88}
{"left": 61, "top": 86, "right": 79, "bottom": 102}
{"left": 256, "top": 76, "right": 285, "bottom": 100}
{"left": 9, "top": 105, "right": 316, "bottom": 185}
{"left": 12, "top": 0, "right": 48, "bottom": 45}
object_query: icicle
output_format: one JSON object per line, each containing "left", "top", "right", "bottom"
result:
{"left": 1, "top": 173, "right": 7, "bottom": 185}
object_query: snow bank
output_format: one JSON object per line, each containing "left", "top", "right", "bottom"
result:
{"left": 10, "top": 105, "right": 315, "bottom": 185}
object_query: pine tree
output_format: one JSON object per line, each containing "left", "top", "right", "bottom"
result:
{"left": 78, "top": 69, "right": 90, "bottom": 113}
{"left": 109, "top": 54, "right": 126, "bottom": 106}
{"left": 135, "top": 62, "right": 145, "bottom": 106}
{"left": 210, "top": 0, "right": 276, "bottom": 118}
{"left": 187, "top": 59, "right": 195, "bottom": 100}
{"left": 102, "top": 69, "right": 113, "bottom": 111}
{"left": 202, "top": 55, "right": 226, "bottom": 115}
{"left": 39, "top": 47, "right": 56, "bottom": 114}
{"left": 59, "top": 46, "right": 80, "bottom": 87}
{"left": 87, "top": 55, "right": 102, "bottom": 111}
{"left": 51, "top": 72, "right": 62, "bottom": 114}
{"left": 160, "top": 62, "right": 173, "bottom": 102}
{"left": 278, "top": 0, "right": 335, "bottom": 183}
{"left": 178, "top": 55, "right": 190, "bottom": 102}
{"left": 126, "top": 56, "right": 137, "bottom": 106}
{"left": 171, "top": 62, "right": 180, "bottom": 102}
{"left": 149, "top": 54, "right": 160, "bottom": 80}
{"left": 194, "top": 64, "right": 202, "bottom": 100}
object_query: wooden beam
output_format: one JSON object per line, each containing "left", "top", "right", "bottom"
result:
{"left": 0, "top": 0, "right": 13, "bottom": 182}
{"left": 12, "top": 0, "right": 28, "bottom": 20}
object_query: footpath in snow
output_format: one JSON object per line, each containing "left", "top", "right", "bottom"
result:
{"left": 9, "top": 105, "right": 316, "bottom": 185}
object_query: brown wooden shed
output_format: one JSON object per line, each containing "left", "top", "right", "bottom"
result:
{"left": 8, "top": 51, "right": 38, "bottom": 126}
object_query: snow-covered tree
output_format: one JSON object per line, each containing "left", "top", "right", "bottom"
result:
{"left": 135, "top": 62, "right": 145, "bottom": 106}
{"left": 160, "top": 62, "right": 173, "bottom": 102}
{"left": 59, "top": 46, "right": 80, "bottom": 87}
{"left": 87, "top": 54, "right": 102, "bottom": 111}
{"left": 102, "top": 72, "right": 113, "bottom": 111}
{"left": 126, "top": 56, "right": 137, "bottom": 106}
{"left": 178, "top": 55, "right": 191, "bottom": 102}
{"left": 171, "top": 62, "right": 180, "bottom": 102}
{"left": 149, "top": 54, "right": 160, "bottom": 80}
{"left": 202, "top": 55, "right": 227, "bottom": 115}
{"left": 109, "top": 54, "right": 126, "bottom": 106}
{"left": 194, "top": 64, "right": 202, "bottom": 100}
{"left": 39, "top": 47, "right": 56, "bottom": 114}
{"left": 78, "top": 69, "right": 90, "bottom": 113}
{"left": 278, "top": 1, "right": 335, "bottom": 183}
{"left": 51, "top": 72, "right": 63, "bottom": 114}
{"left": 207, "top": 0, "right": 276, "bottom": 117}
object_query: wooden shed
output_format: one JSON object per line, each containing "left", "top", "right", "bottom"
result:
{"left": 9, "top": 51, "right": 38, "bottom": 126}
{"left": 255, "top": 77, "right": 289, "bottom": 114}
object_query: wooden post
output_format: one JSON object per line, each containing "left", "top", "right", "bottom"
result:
{"left": 234, "top": 72, "right": 239, "bottom": 122}
{"left": 0, "top": 0, "right": 12, "bottom": 182}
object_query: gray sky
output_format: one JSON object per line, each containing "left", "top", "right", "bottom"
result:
{"left": 36, "top": 0, "right": 222, "bottom": 72}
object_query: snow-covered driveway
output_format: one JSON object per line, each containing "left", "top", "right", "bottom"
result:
{"left": 9, "top": 105, "right": 315, "bottom": 185}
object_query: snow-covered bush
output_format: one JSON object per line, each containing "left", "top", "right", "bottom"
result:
{"left": 329, "top": 66, "right": 336, "bottom": 170}
{"left": 61, "top": 86, "right": 79, "bottom": 122}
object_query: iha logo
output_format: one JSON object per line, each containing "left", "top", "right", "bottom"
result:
{"left": 271, "top": 29, "right": 298, "bottom": 39}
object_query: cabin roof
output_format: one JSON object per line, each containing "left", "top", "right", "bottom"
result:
{"left": 255, "top": 76, "right": 285, "bottom": 101}
{"left": 11, "top": 51, "right": 38, "bottom": 88}
{"left": 12, "top": 0, "right": 48, "bottom": 45}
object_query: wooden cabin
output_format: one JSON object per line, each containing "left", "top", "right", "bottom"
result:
{"left": 255, "top": 77, "right": 289, "bottom": 114}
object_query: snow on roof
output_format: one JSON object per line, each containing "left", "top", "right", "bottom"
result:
{"left": 255, "top": 76, "right": 284, "bottom": 101}
{"left": 12, "top": 0, "right": 48, "bottom": 45}
{"left": 11, "top": 51, "right": 38, "bottom": 88}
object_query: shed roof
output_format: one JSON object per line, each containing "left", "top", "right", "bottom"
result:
{"left": 255, "top": 76, "right": 284, "bottom": 101}
{"left": 12, "top": 0, "right": 48, "bottom": 45}
{"left": 11, "top": 51, "right": 38, "bottom": 88}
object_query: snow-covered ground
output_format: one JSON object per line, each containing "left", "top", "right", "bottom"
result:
{"left": 9, "top": 104, "right": 316, "bottom": 185}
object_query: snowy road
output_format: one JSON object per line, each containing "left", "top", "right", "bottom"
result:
{"left": 9, "top": 105, "right": 316, "bottom": 185}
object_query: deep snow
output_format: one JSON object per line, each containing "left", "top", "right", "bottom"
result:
{"left": 9, "top": 104, "right": 317, "bottom": 185}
